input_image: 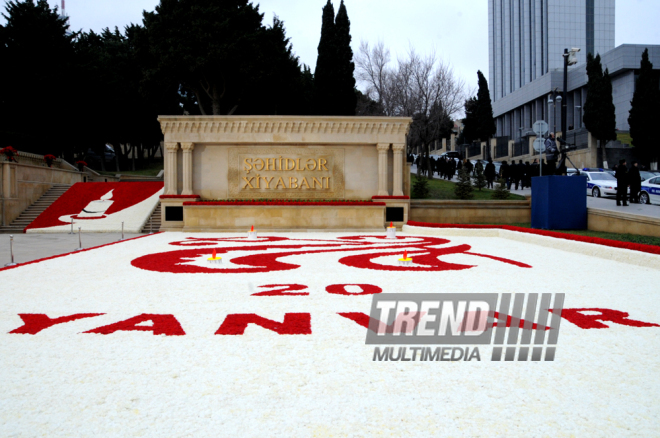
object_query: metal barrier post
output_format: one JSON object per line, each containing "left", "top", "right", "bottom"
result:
{"left": 4, "top": 235, "right": 18, "bottom": 267}
{"left": 75, "top": 227, "right": 83, "bottom": 251}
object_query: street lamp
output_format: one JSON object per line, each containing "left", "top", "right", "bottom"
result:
{"left": 548, "top": 92, "right": 562, "bottom": 136}
{"left": 561, "top": 48, "right": 580, "bottom": 136}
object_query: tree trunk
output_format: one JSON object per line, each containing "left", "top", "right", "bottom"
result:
{"left": 98, "top": 144, "right": 106, "bottom": 172}
{"left": 425, "top": 142, "right": 433, "bottom": 179}
{"left": 600, "top": 140, "right": 609, "bottom": 169}
{"left": 212, "top": 85, "right": 221, "bottom": 115}
{"left": 113, "top": 144, "right": 120, "bottom": 172}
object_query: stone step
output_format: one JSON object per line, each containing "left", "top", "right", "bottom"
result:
{"left": 7, "top": 184, "right": 72, "bottom": 229}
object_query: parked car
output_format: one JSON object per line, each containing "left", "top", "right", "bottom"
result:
{"left": 640, "top": 176, "right": 660, "bottom": 205}
{"left": 84, "top": 145, "right": 115, "bottom": 166}
{"left": 439, "top": 152, "right": 462, "bottom": 162}
{"left": 639, "top": 171, "right": 656, "bottom": 182}
{"left": 575, "top": 170, "right": 622, "bottom": 197}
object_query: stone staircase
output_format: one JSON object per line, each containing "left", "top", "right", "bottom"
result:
{"left": 0, "top": 184, "right": 71, "bottom": 233}
{"left": 141, "top": 203, "right": 161, "bottom": 233}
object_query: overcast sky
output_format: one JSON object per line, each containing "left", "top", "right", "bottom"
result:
{"left": 6, "top": 0, "right": 660, "bottom": 91}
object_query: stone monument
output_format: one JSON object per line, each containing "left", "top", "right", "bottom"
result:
{"left": 158, "top": 116, "right": 412, "bottom": 231}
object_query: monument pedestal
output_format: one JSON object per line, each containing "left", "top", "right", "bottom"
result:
{"left": 171, "top": 202, "right": 387, "bottom": 232}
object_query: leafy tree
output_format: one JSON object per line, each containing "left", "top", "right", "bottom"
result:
{"left": 454, "top": 168, "right": 474, "bottom": 199}
{"left": 474, "top": 71, "right": 496, "bottom": 144}
{"left": 0, "top": 0, "right": 76, "bottom": 156}
{"left": 583, "top": 53, "right": 617, "bottom": 166}
{"left": 142, "top": 0, "right": 307, "bottom": 116}
{"left": 492, "top": 177, "right": 510, "bottom": 200}
{"left": 628, "top": 48, "right": 660, "bottom": 164}
{"left": 472, "top": 161, "right": 487, "bottom": 191}
{"left": 73, "top": 25, "right": 181, "bottom": 170}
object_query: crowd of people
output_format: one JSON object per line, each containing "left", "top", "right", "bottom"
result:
{"left": 409, "top": 153, "right": 552, "bottom": 191}
{"left": 409, "top": 151, "right": 652, "bottom": 206}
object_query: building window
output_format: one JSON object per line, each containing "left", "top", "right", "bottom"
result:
{"left": 586, "top": 0, "right": 594, "bottom": 56}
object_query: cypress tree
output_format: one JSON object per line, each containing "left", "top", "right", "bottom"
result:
{"left": 333, "top": 0, "right": 356, "bottom": 115}
{"left": 583, "top": 53, "right": 617, "bottom": 166}
{"left": 461, "top": 97, "right": 478, "bottom": 143}
{"left": 475, "top": 71, "right": 496, "bottom": 143}
{"left": 314, "top": 0, "right": 336, "bottom": 115}
{"left": 454, "top": 168, "right": 474, "bottom": 200}
{"left": 628, "top": 48, "right": 660, "bottom": 164}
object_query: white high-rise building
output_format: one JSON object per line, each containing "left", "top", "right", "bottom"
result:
{"left": 488, "top": 0, "right": 615, "bottom": 101}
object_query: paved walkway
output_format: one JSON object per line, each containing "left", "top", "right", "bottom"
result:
{"left": 0, "top": 233, "right": 143, "bottom": 266}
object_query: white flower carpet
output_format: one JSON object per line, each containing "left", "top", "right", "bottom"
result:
{"left": 0, "top": 228, "right": 658, "bottom": 437}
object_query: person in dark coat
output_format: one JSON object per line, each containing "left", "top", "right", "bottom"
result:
{"left": 465, "top": 159, "right": 474, "bottom": 175}
{"left": 628, "top": 161, "right": 642, "bottom": 203}
{"left": 615, "top": 159, "right": 629, "bottom": 207}
{"left": 544, "top": 134, "right": 558, "bottom": 175}
{"left": 500, "top": 160, "right": 511, "bottom": 189}
{"left": 523, "top": 161, "right": 532, "bottom": 188}
{"left": 516, "top": 160, "right": 525, "bottom": 189}
{"left": 485, "top": 158, "right": 496, "bottom": 189}
{"left": 531, "top": 159, "right": 539, "bottom": 178}
{"left": 510, "top": 160, "right": 521, "bottom": 190}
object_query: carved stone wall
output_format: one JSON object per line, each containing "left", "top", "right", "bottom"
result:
{"left": 159, "top": 116, "right": 411, "bottom": 201}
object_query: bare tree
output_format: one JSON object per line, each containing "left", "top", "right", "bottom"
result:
{"left": 356, "top": 41, "right": 466, "bottom": 177}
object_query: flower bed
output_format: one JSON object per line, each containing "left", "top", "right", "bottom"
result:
{"left": 0, "top": 230, "right": 659, "bottom": 436}
{"left": 159, "top": 194, "right": 200, "bottom": 199}
{"left": 25, "top": 182, "right": 163, "bottom": 233}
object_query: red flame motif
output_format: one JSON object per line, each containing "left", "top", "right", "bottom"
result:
{"left": 212, "top": 249, "right": 217, "bottom": 259}
{"left": 131, "top": 235, "right": 531, "bottom": 274}
{"left": 403, "top": 250, "right": 408, "bottom": 260}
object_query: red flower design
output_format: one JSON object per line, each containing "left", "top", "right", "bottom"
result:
{"left": 25, "top": 182, "right": 164, "bottom": 231}
{"left": 131, "top": 235, "right": 530, "bottom": 274}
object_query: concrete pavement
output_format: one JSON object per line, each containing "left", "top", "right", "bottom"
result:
{"left": 0, "top": 233, "right": 143, "bottom": 266}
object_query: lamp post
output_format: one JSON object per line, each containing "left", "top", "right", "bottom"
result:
{"left": 548, "top": 93, "right": 562, "bottom": 136}
{"left": 561, "top": 48, "right": 581, "bottom": 136}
